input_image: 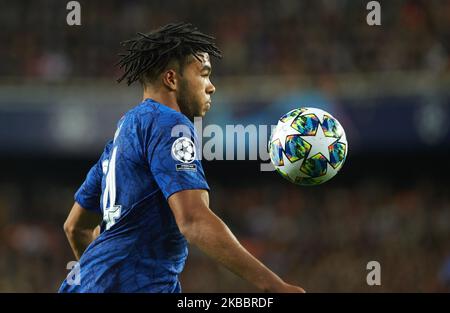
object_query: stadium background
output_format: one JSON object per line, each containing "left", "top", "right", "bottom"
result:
{"left": 0, "top": 0, "right": 449, "bottom": 292}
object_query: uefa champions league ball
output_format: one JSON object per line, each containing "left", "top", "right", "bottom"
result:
{"left": 269, "top": 107, "right": 348, "bottom": 186}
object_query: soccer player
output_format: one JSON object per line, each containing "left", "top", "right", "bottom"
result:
{"left": 59, "top": 23, "right": 304, "bottom": 293}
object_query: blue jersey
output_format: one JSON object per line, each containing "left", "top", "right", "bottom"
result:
{"left": 59, "top": 99, "right": 209, "bottom": 293}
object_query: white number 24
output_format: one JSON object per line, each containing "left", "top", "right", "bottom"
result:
{"left": 102, "top": 124, "right": 123, "bottom": 230}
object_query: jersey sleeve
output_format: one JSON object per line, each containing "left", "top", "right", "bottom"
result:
{"left": 148, "top": 115, "right": 210, "bottom": 199}
{"left": 74, "top": 141, "right": 112, "bottom": 213}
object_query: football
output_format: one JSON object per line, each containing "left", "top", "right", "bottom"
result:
{"left": 269, "top": 107, "right": 348, "bottom": 186}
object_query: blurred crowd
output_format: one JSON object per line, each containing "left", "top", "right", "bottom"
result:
{"left": 0, "top": 166, "right": 449, "bottom": 292}
{"left": 183, "top": 176, "right": 450, "bottom": 292}
{"left": 1, "top": 0, "right": 449, "bottom": 81}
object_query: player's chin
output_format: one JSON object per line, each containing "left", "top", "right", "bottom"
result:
{"left": 200, "top": 106, "right": 210, "bottom": 116}
{"left": 204, "top": 102, "right": 211, "bottom": 114}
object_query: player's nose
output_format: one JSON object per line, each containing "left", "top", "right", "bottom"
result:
{"left": 206, "top": 81, "right": 215, "bottom": 95}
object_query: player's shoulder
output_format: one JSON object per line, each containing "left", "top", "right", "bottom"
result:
{"left": 129, "top": 98, "right": 192, "bottom": 129}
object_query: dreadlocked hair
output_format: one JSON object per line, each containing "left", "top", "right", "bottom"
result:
{"left": 116, "top": 22, "right": 222, "bottom": 86}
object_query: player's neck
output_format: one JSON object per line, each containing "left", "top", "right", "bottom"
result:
{"left": 142, "top": 89, "right": 180, "bottom": 113}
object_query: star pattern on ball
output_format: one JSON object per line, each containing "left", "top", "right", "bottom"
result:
{"left": 300, "top": 121, "right": 338, "bottom": 161}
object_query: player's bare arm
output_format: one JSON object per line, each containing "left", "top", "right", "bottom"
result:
{"left": 168, "top": 189, "right": 305, "bottom": 293}
{"left": 63, "top": 202, "right": 102, "bottom": 260}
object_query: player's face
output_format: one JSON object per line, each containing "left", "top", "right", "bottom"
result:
{"left": 176, "top": 53, "right": 215, "bottom": 120}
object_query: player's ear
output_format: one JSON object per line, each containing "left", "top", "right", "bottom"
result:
{"left": 162, "top": 69, "right": 177, "bottom": 91}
